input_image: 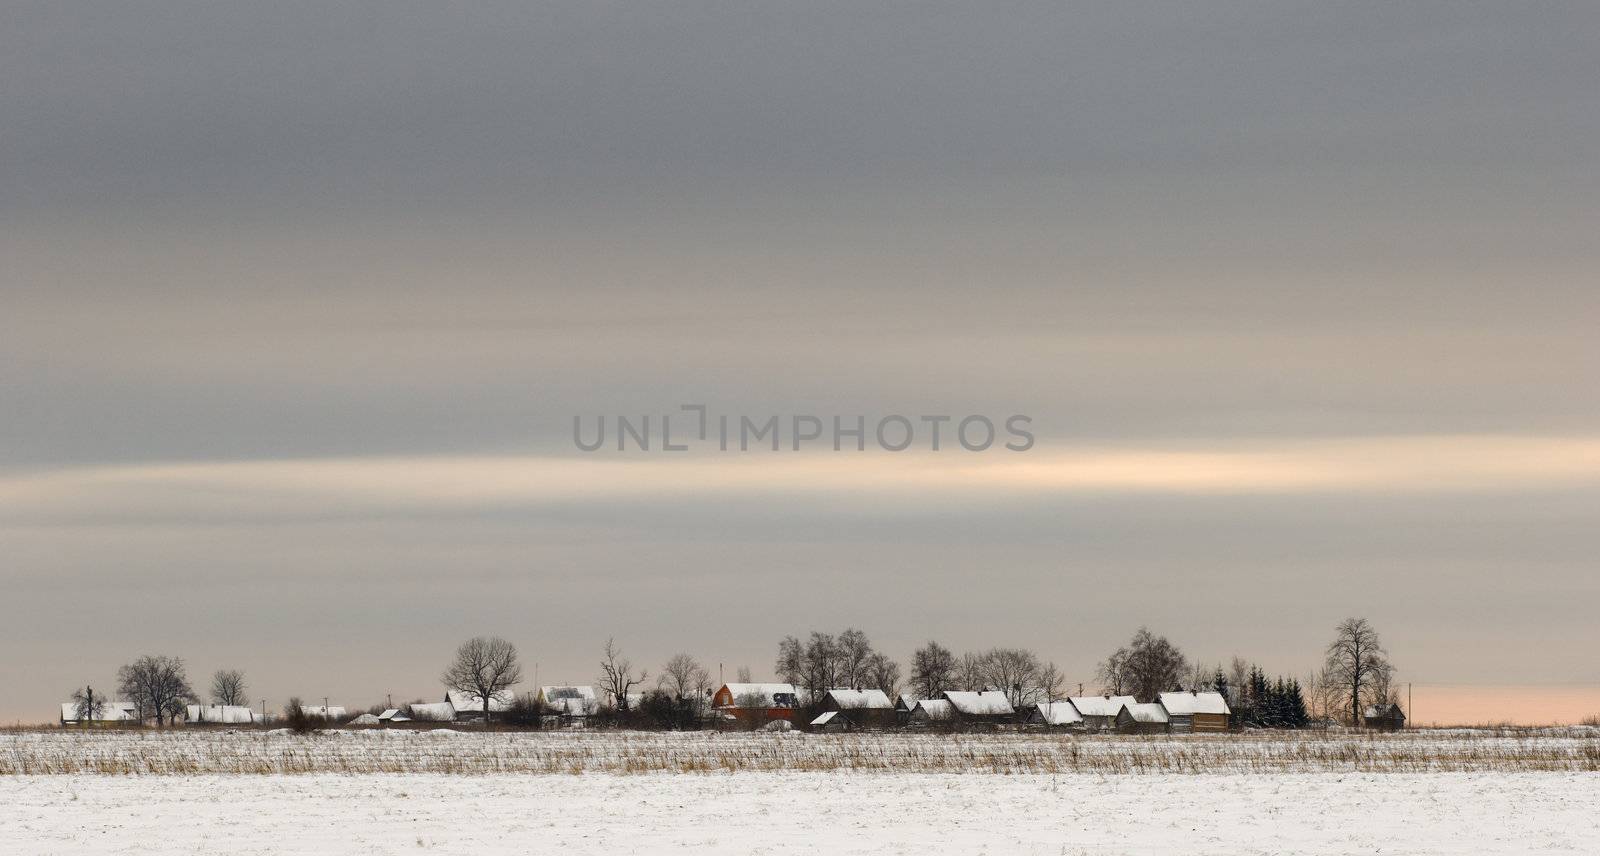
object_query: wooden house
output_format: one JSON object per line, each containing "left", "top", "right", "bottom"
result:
{"left": 817, "top": 689, "right": 896, "bottom": 729}
{"left": 1027, "top": 701, "right": 1084, "bottom": 730}
{"left": 1363, "top": 703, "right": 1406, "bottom": 731}
{"left": 184, "top": 704, "right": 259, "bottom": 725}
{"left": 1116, "top": 702, "right": 1170, "bottom": 734}
{"left": 942, "top": 690, "right": 1016, "bottom": 728}
{"left": 1159, "top": 691, "right": 1231, "bottom": 733}
{"left": 1068, "top": 695, "right": 1136, "bottom": 731}
{"left": 908, "top": 698, "right": 955, "bottom": 728}
{"left": 446, "top": 690, "right": 514, "bottom": 721}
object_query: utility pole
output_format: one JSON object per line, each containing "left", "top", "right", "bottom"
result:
{"left": 1408, "top": 682, "right": 1413, "bottom": 728}
{"left": 387, "top": 693, "right": 393, "bottom": 710}
{"left": 1078, "top": 682, "right": 1084, "bottom": 697}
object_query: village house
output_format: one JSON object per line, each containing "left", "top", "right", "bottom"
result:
{"left": 712, "top": 683, "right": 804, "bottom": 727}
{"left": 58, "top": 701, "right": 137, "bottom": 727}
{"left": 908, "top": 698, "right": 955, "bottom": 727}
{"left": 445, "top": 690, "right": 514, "bottom": 721}
{"left": 1069, "top": 695, "right": 1136, "bottom": 731}
{"left": 1363, "top": 703, "right": 1406, "bottom": 731}
{"left": 297, "top": 704, "right": 347, "bottom": 721}
{"left": 184, "top": 704, "right": 259, "bottom": 725}
{"left": 816, "top": 689, "right": 896, "bottom": 729}
{"left": 407, "top": 701, "right": 456, "bottom": 722}
{"left": 808, "top": 710, "right": 853, "bottom": 732}
{"left": 1027, "top": 701, "right": 1084, "bottom": 729}
{"left": 539, "top": 686, "right": 600, "bottom": 726}
{"left": 941, "top": 690, "right": 1016, "bottom": 729}
{"left": 377, "top": 708, "right": 411, "bottom": 724}
{"left": 1159, "top": 691, "right": 1232, "bottom": 733}
{"left": 1117, "top": 702, "right": 1170, "bottom": 734}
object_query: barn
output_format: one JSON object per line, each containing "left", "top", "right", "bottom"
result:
{"left": 942, "top": 690, "right": 1016, "bottom": 729}
{"left": 1068, "top": 695, "right": 1136, "bottom": 731}
{"left": 1027, "top": 701, "right": 1084, "bottom": 729}
{"left": 1363, "top": 703, "right": 1407, "bottom": 731}
{"left": 808, "top": 710, "right": 854, "bottom": 732}
{"left": 817, "top": 689, "right": 896, "bottom": 729}
{"left": 1158, "top": 691, "right": 1231, "bottom": 733}
{"left": 1116, "top": 702, "right": 1170, "bottom": 734}
{"left": 712, "top": 683, "right": 804, "bottom": 727}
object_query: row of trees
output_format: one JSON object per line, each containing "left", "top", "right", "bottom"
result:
{"left": 71, "top": 657, "right": 250, "bottom": 725}
{"left": 73, "top": 618, "right": 1398, "bottom": 729}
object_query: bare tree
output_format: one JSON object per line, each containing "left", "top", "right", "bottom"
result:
{"left": 597, "top": 637, "right": 646, "bottom": 712}
{"left": 775, "top": 636, "right": 803, "bottom": 685}
{"left": 909, "top": 641, "right": 956, "bottom": 699}
{"left": 1099, "top": 628, "right": 1188, "bottom": 701}
{"left": 835, "top": 628, "right": 873, "bottom": 688}
{"left": 442, "top": 636, "right": 524, "bottom": 724}
{"left": 801, "top": 631, "right": 840, "bottom": 696}
{"left": 117, "top": 655, "right": 196, "bottom": 726}
{"left": 735, "top": 665, "right": 753, "bottom": 683}
{"left": 863, "top": 651, "right": 902, "bottom": 697}
{"left": 211, "top": 669, "right": 248, "bottom": 706}
{"left": 69, "top": 685, "right": 106, "bottom": 724}
{"left": 976, "top": 648, "right": 1063, "bottom": 708}
{"left": 659, "top": 653, "right": 709, "bottom": 700}
{"left": 955, "top": 651, "right": 987, "bottom": 692}
{"left": 1324, "top": 617, "right": 1392, "bottom": 726}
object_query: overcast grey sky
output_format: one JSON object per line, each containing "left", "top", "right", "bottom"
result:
{"left": 3, "top": 2, "right": 1598, "bottom": 722}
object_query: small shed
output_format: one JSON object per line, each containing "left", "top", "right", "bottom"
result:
{"left": 377, "top": 708, "right": 411, "bottom": 724}
{"left": 1159, "top": 691, "right": 1231, "bottom": 733}
{"left": 1363, "top": 703, "right": 1406, "bottom": 731}
{"left": 809, "top": 710, "right": 854, "bottom": 732}
{"left": 1116, "top": 702, "right": 1170, "bottom": 734}
{"left": 1027, "top": 701, "right": 1084, "bottom": 729}
{"left": 817, "top": 689, "right": 896, "bottom": 729}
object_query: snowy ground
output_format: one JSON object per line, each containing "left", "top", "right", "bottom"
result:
{"left": 4, "top": 730, "right": 1597, "bottom": 853}
{"left": 5, "top": 770, "right": 1599, "bottom": 855}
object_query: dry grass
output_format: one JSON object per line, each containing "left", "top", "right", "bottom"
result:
{"left": 2, "top": 728, "right": 1597, "bottom": 776}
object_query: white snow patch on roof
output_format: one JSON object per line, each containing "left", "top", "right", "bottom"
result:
{"left": 943, "top": 690, "right": 1015, "bottom": 717}
{"left": 1159, "top": 691, "right": 1231, "bottom": 715}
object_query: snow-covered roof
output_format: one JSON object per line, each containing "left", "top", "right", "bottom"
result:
{"left": 59, "top": 701, "right": 137, "bottom": 722}
{"left": 408, "top": 702, "right": 456, "bottom": 722}
{"left": 1032, "top": 701, "right": 1084, "bottom": 726}
{"left": 1069, "top": 695, "right": 1136, "bottom": 717}
{"left": 186, "top": 704, "right": 257, "bottom": 724}
{"left": 911, "top": 699, "right": 953, "bottom": 720}
{"left": 1159, "top": 691, "right": 1231, "bottom": 716}
{"left": 377, "top": 709, "right": 409, "bottom": 722}
{"left": 1125, "top": 703, "right": 1169, "bottom": 724}
{"left": 298, "top": 705, "right": 346, "bottom": 719}
{"left": 810, "top": 711, "right": 839, "bottom": 726}
{"left": 943, "top": 690, "right": 1015, "bottom": 717}
{"left": 894, "top": 695, "right": 921, "bottom": 711}
{"left": 822, "top": 689, "right": 893, "bottom": 710}
{"left": 446, "top": 690, "right": 514, "bottom": 713}
{"left": 718, "top": 683, "right": 802, "bottom": 708}
{"left": 348, "top": 713, "right": 381, "bottom": 725}
{"left": 1364, "top": 704, "right": 1404, "bottom": 719}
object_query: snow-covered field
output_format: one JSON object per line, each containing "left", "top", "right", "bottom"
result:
{"left": 4, "top": 730, "right": 1598, "bottom": 854}
{"left": 5, "top": 770, "right": 1599, "bottom": 855}
{"left": 4, "top": 727, "right": 1597, "bottom": 774}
